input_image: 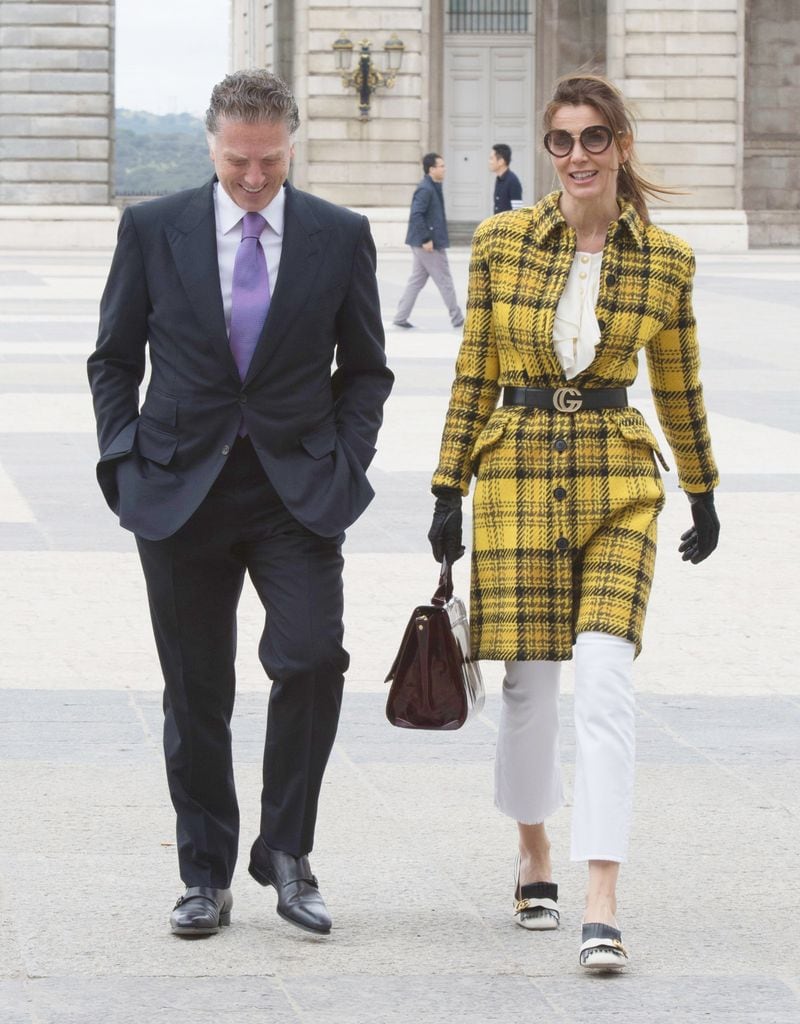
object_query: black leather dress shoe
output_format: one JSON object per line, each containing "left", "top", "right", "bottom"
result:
{"left": 170, "top": 886, "right": 233, "bottom": 937}
{"left": 248, "top": 837, "right": 332, "bottom": 935}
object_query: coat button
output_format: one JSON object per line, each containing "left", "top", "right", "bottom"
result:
{"left": 554, "top": 486, "right": 566, "bottom": 500}
{"left": 597, "top": 318, "right": 607, "bottom": 331}
{"left": 606, "top": 274, "right": 616, "bottom": 286}
{"left": 556, "top": 537, "right": 569, "bottom": 551}
{"left": 553, "top": 439, "right": 567, "bottom": 452}
{"left": 221, "top": 444, "right": 231, "bottom": 455}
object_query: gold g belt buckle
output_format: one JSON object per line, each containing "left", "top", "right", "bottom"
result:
{"left": 552, "top": 386, "right": 583, "bottom": 413}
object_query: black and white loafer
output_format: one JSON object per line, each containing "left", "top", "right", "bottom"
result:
{"left": 579, "top": 922, "right": 629, "bottom": 969}
{"left": 513, "top": 858, "right": 559, "bottom": 930}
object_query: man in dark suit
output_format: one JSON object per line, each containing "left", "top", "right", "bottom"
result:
{"left": 392, "top": 152, "right": 464, "bottom": 330}
{"left": 489, "top": 143, "right": 522, "bottom": 213}
{"left": 88, "top": 71, "right": 393, "bottom": 938}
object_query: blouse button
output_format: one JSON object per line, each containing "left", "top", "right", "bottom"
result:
{"left": 579, "top": 271, "right": 587, "bottom": 280}
{"left": 580, "top": 255, "right": 589, "bottom": 264}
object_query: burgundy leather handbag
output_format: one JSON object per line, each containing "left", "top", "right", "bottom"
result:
{"left": 385, "top": 560, "right": 485, "bottom": 730}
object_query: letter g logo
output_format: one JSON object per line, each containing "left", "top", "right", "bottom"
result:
{"left": 553, "top": 387, "right": 583, "bottom": 413}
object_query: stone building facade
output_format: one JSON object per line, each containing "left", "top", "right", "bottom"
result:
{"left": 231, "top": 0, "right": 800, "bottom": 248}
{"left": 0, "top": 1, "right": 797, "bottom": 248}
{"left": 0, "top": 0, "right": 116, "bottom": 245}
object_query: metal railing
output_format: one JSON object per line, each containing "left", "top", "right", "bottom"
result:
{"left": 447, "top": 0, "right": 530, "bottom": 34}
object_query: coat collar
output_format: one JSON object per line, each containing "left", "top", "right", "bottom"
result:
{"left": 531, "top": 190, "right": 646, "bottom": 250}
{"left": 164, "top": 179, "right": 327, "bottom": 385}
{"left": 166, "top": 179, "right": 235, "bottom": 376}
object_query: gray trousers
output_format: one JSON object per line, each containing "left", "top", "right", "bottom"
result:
{"left": 394, "top": 246, "right": 463, "bottom": 325}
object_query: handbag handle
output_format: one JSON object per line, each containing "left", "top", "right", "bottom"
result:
{"left": 431, "top": 557, "right": 454, "bottom": 607}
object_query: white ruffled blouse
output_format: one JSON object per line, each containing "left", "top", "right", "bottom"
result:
{"left": 552, "top": 250, "right": 603, "bottom": 379}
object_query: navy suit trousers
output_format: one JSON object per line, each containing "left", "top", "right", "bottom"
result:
{"left": 135, "top": 436, "right": 348, "bottom": 887}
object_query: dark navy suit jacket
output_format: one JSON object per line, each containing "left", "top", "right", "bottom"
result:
{"left": 404, "top": 175, "right": 449, "bottom": 249}
{"left": 88, "top": 179, "right": 393, "bottom": 541}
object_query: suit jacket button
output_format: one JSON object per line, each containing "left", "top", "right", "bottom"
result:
{"left": 556, "top": 537, "right": 569, "bottom": 551}
{"left": 221, "top": 444, "right": 231, "bottom": 456}
{"left": 553, "top": 439, "right": 567, "bottom": 452}
{"left": 554, "top": 486, "right": 566, "bottom": 500}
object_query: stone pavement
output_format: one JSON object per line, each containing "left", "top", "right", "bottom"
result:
{"left": 0, "top": 240, "right": 799, "bottom": 1024}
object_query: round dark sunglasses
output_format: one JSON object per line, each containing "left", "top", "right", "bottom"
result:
{"left": 543, "top": 125, "right": 614, "bottom": 158}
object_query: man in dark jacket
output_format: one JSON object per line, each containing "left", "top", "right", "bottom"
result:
{"left": 393, "top": 153, "right": 464, "bottom": 329}
{"left": 489, "top": 143, "right": 523, "bottom": 213}
{"left": 88, "top": 70, "right": 393, "bottom": 940}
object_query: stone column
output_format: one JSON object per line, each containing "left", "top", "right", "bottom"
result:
{"left": 231, "top": 0, "right": 273, "bottom": 70}
{"left": 607, "top": 0, "right": 748, "bottom": 250}
{"left": 743, "top": 1, "right": 800, "bottom": 246}
{"left": 0, "top": 0, "right": 118, "bottom": 247}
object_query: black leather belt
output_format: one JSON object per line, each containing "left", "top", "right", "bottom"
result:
{"left": 502, "top": 386, "right": 628, "bottom": 413}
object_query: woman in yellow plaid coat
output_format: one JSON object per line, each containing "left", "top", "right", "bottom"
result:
{"left": 428, "top": 74, "right": 720, "bottom": 969}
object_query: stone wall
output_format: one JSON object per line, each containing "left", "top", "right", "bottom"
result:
{"left": 233, "top": 0, "right": 424, "bottom": 206}
{"left": 607, "top": 0, "right": 743, "bottom": 211}
{"left": 743, "top": 0, "right": 800, "bottom": 246}
{"left": 0, "top": 0, "right": 114, "bottom": 204}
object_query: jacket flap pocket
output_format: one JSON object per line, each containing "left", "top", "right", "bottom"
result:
{"left": 300, "top": 425, "right": 336, "bottom": 460}
{"left": 137, "top": 422, "right": 178, "bottom": 465}
{"left": 99, "top": 418, "right": 138, "bottom": 462}
{"left": 615, "top": 416, "right": 670, "bottom": 471}
{"left": 141, "top": 389, "right": 178, "bottom": 427}
{"left": 470, "top": 420, "right": 507, "bottom": 464}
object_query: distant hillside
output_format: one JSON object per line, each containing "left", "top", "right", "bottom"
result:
{"left": 114, "top": 108, "right": 211, "bottom": 196}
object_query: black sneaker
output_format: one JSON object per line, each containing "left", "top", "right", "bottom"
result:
{"left": 393, "top": 320, "right": 415, "bottom": 329}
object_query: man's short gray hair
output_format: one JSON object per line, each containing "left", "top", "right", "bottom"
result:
{"left": 206, "top": 69, "right": 300, "bottom": 135}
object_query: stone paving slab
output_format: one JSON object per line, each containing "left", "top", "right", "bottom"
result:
{"left": 0, "top": 245, "right": 799, "bottom": 1022}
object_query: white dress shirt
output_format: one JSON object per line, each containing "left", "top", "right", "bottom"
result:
{"left": 552, "top": 250, "right": 603, "bottom": 379}
{"left": 213, "top": 181, "right": 286, "bottom": 335}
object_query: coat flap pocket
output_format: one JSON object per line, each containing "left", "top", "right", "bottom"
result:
{"left": 141, "top": 389, "right": 178, "bottom": 427}
{"left": 99, "top": 418, "right": 138, "bottom": 462}
{"left": 137, "top": 421, "right": 178, "bottom": 465}
{"left": 300, "top": 424, "right": 336, "bottom": 460}
{"left": 470, "top": 420, "right": 507, "bottom": 464}
{"left": 615, "top": 415, "right": 670, "bottom": 471}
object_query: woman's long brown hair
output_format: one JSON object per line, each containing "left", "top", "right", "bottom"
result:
{"left": 543, "top": 73, "right": 681, "bottom": 224}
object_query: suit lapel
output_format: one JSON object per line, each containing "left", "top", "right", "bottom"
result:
{"left": 244, "top": 183, "right": 327, "bottom": 385}
{"left": 165, "top": 179, "right": 239, "bottom": 379}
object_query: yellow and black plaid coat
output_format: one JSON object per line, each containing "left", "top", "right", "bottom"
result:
{"left": 431, "top": 192, "right": 719, "bottom": 661}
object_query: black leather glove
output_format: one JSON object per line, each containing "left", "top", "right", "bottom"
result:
{"left": 428, "top": 489, "right": 465, "bottom": 564}
{"left": 679, "top": 490, "right": 720, "bottom": 564}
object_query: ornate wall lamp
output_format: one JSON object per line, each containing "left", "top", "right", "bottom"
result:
{"left": 332, "top": 34, "right": 405, "bottom": 121}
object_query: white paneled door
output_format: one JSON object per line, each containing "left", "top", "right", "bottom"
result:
{"left": 444, "top": 39, "right": 534, "bottom": 222}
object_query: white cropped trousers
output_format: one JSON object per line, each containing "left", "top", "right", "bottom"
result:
{"left": 494, "top": 631, "right": 636, "bottom": 863}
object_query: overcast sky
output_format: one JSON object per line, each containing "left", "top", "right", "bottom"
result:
{"left": 115, "top": 0, "right": 230, "bottom": 115}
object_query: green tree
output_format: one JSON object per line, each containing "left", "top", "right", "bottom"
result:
{"left": 114, "top": 109, "right": 211, "bottom": 196}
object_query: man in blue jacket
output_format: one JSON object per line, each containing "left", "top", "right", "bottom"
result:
{"left": 393, "top": 153, "right": 464, "bottom": 330}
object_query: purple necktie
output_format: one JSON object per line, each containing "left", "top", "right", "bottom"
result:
{"left": 229, "top": 211, "right": 270, "bottom": 382}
